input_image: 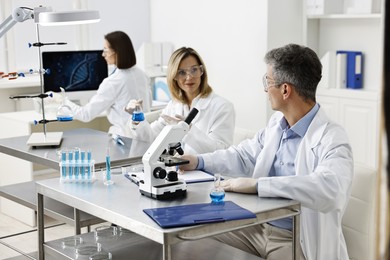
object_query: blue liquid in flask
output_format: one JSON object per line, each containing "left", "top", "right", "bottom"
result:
{"left": 210, "top": 190, "right": 225, "bottom": 203}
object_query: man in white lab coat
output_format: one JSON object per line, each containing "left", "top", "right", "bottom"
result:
{"left": 180, "top": 43, "right": 353, "bottom": 260}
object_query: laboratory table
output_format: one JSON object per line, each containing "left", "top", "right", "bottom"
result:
{"left": 0, "top": 181, "right": 103, "bottom": 233}
{"left": 0, "top": 128, "right": 149, "bottom": 171}
{"left": 0, "top": 128, "right": 150, "bottom": 232}
{"left": 36, "top": 174, "right": 301, "bottom": 260}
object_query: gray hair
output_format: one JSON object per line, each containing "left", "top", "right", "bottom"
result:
{"left": 264, "top": 43, "right": 322, "bottom": 102}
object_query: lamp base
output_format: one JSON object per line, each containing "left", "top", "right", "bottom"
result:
{"left": 27, "top": 132, "right": 63, "bottom": 147}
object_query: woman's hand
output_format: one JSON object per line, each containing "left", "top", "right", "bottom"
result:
{"left": 161, "top": 114, "right": 185, "bottom": 125}
{"left": 125, "top": 99, "right": 143, "bottom": 115}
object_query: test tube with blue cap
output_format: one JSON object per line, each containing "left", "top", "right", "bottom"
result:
{"left": 80, "top": 151, "right": 85, "bottom": 181}
{"left": 74, "top": 148, "right": 80, "bottom": 180}
{"left": 68, "top": 150, "right": 74, "bottom": 181}
{"left": 104, "top": 147, "right": 114, "bottom": 185}
{"left": 87, "top": 150, "right": 92, "bottom": 180}
{"left": 59, "top": 148, "right": 95, "bottom": 183}
{"left": 61, "top": 149, "right": 67, "bottom": 181}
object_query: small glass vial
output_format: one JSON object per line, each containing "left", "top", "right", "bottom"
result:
{"left": 131, "top": 104, "right": 145, "bottom": 130}
{"left": 210, "top": 173, "right": 225, "bottom": 203}
{"left": 104, "top": 148, "right": 114, "bottom": 186}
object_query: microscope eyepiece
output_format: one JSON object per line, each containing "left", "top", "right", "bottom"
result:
{"left": 184, "top": 108, "right": 199, "bottom": 125}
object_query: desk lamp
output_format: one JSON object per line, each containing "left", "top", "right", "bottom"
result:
{"left": 0, "top": 6, "right": 100, "bottom": 146}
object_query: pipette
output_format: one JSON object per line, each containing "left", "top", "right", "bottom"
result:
{"left": 111, "top": 134, "right": 124, "bottom": 146}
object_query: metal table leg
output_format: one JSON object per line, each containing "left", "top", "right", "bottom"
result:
{"left": 292, "top": 211, "right": 301, "bottom": 260}
{"left": 163, "top": 243, "right": 171, "bottom": 260}
{"left": 74, "top": 208, "right": 81, "bottom": 235}
{"left": 37, "top": 193, "right": 45, "bottom": 260}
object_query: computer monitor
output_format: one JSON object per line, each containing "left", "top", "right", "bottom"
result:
{"left": 42, "top": 50, "right": 108, "bottom": 105}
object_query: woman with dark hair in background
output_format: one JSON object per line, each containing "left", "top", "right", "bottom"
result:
{"left": 64, "top": 30, "right": 152, "bottom": 137}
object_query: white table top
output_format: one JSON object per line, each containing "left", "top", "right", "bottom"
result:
{"left": 0, "top": 128, "right": 149, "bottom": 170}
{"left": 36, "top": 174, "right": 300, "bottom": 245}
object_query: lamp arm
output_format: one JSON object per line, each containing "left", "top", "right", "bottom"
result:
{"left": 0, "top": 7, "right": 34, "bottom": 38}
{"left": 0, "top": 15, "right": 17, "bottom": 38}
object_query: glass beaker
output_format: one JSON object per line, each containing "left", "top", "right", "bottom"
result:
{"left": 131, "top": 104, "right": 144, "bottom": 130}
{"left": 57, "top": 104, "right": 73, "bottom": 121}
{"left": 57, "top": 87, "right": 73, "bottom": 121}
{"left": 210, "top": 173, "right": 225, "bottom": 203}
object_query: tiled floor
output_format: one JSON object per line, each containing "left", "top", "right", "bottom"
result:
{"left": 0, "top": 211, "right": 105, "bottom": 259}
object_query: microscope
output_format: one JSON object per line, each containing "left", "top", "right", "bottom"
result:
{"left": 140, "top": 108, "right": 198, "bottom": 200}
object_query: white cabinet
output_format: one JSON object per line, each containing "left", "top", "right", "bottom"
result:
{"left": 316, "top": 89, "right": 380, "bottom": 169}
{"left": 304, "top": 0, "right": 383, "bottom": 169}
{"left": 0, "top": 77, "right": 41, "bottom": 112}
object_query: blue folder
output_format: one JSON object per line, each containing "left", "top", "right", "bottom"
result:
{"left": 143, "top": 201, "right": 256, "bottom": 228}
{"left": 336, "top": 50, "right": 363, "bottom": 89}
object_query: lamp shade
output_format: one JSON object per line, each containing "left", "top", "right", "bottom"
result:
{"left": 38, "top": 10, "right": 100, "bottom": 26}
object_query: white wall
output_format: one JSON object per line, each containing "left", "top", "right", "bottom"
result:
{"left": 1, "top": 0, "right": 303, "bottom": 131}
{"left": 0, "top": 0, "right": 150, "bottom": 71}
{"left": 150, "top": 0, "right": 268, "bottom": 131}
{"left": 150, "top": 0, "right": 303, "bottom": 131}
{"left": 85, "top": 0, "right": 150, "bottom": 52}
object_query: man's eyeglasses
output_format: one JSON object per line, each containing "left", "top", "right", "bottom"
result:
{"left": 175, "top": 65, "right": 204, "bottom": 80}
{"left": 262, "top": 73, "right": 280, "bottom": 92}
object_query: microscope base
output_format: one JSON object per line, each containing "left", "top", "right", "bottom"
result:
{"left": 140, "top": 181, "right": 187, "bottom": 200}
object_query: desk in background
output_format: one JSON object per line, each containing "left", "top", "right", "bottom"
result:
{"left": 0, "top": 76, "right": 41, "bottom": 113}
{"left": 0, "top": 75, "right": 168, "bottom": 113}
{"left": 36, "top": 175, "right": 301, "bottom": 260}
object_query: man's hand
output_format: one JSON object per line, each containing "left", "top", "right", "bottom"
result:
{"left": 178, "top": 155, "right": 198, "bottom": 171}
{"left": 220, "top": 178, "right": 258, "bottom": 194}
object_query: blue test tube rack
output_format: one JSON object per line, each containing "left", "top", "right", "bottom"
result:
{"left": 60, "top": 149, "right": 95, "bottom": 183}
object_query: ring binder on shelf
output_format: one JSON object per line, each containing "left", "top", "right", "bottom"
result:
{"left": 336, "top": 50, "right": 363, "bottom": 89}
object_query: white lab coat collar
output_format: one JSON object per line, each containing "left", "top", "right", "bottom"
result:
{"left": 252, "top": 114, "right": 283, "bottom": 179}
{"left": 252, "top": 109, "right": 329, "bottom": 179}
{"left": 191, "top": 92, "right": 214, "bottom": 110}
{"left": 294, "top": 109, "right": 329, "bottom": 175}
{"left": 170, "top": 92, "right": 216, "bottom": 123}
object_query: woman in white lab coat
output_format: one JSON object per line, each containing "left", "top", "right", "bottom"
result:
{"left": 180, "top": 44, "right": 353, "bottom": 260}
{"left": 126, "top": 47, "right": 235, "bottom": 154}
{"left": 64, "top": 31, "right": 152, "bottom": 136}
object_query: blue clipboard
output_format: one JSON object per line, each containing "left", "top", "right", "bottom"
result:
{"left": 143, "top": 201, "right": 256, "bottom": 228}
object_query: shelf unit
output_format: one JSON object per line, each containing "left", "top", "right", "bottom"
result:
{"left": 303, "top": 0, "right": 384, "bottom": 169}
